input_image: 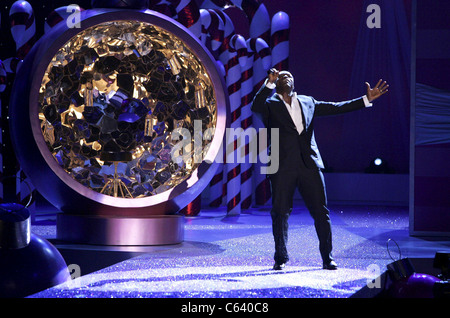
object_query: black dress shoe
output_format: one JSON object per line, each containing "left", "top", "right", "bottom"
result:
{"left": 273, "top": 262, "right": 286, "bottom": 270}
{"left": 323, "top": 260, "right": 338, "bottom": 270}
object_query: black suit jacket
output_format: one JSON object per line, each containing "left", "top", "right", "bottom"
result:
{"left": 251, "top": 84, "right": 366, "bottom": 172}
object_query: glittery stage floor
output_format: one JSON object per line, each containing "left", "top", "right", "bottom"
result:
{"left": 30, "top": 204, "right": 450, "bottom": 298}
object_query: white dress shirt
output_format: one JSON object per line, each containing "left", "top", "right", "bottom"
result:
{"left": 278, "top": 92, "right": 304, "bottom": 135}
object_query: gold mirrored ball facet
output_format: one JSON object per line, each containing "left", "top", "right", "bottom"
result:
{"left": 38, "top": 21, "right": 217, "bottom": 198}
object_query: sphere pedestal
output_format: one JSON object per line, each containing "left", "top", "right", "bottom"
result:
{"left": 57, "top": 214, "right": 184, "bottom": 246}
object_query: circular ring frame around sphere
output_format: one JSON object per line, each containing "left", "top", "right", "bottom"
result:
{"left": 9, "top": 9, "right": 227, "bottom": 216}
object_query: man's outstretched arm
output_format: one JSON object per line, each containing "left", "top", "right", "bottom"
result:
{"left": 314, "top": 79, "right": 389, "bottom": 116}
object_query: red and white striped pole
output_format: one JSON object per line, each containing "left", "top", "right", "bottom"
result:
{"left": 241, "top": 0, "right": 271, "bottom": 44}
{"left": 271, "top": 11, "right": 290, "bottom": 71}
{"left": 221, "top": 34, "right": 245, "bottom": 215}
{"left": 249, "top": 37, "right": 272, "bottom": 206}
{"left": 174, "top": 0, "right": 202, "bottom": 215}
{"left": 200, "top": 9, "right": 225, "bottom": 53}
{"left": 201, "top": 0, "right": 271, "bottom": 44}
{"left": 199, "top": 9, "right": 226, "bottom": 208}
{"left": 9, "top": 1, "right": 36, "bottom": 60}
{"left": 244, "top": 1, "right": 272, "bottom": 207}
{"left": 200, "top": 0, "right": 272, "bottom": 208}
{"left": 213, "top": 9, "right": 235, "bottom": 59}
{"left": 213, "top": 11, "right": 247, "bottom": 215}
{"left": 173, "top": 0, "right": 202, "bottom": 39}
{"left": 239, "top": 38, "right": 254, "bottom": 210}
{"left": 230, "top": 36, "right": 256, "bottom": 210}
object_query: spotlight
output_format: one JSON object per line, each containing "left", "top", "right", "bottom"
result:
{"left": 365, "top": 157, "right": 392, "bottom": 173}
{"left": 385, "top": 258, "right": 441, "bottom": 298}
{"left": 380, "top": 240, "right": 442, "bottom": 298}
{"left": 374, "top": 158, "right": 383, "bottom": 166}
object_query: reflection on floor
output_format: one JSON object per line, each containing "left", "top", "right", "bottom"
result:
{"left": 30, "top": 204, "right": 450, "bottom": 298}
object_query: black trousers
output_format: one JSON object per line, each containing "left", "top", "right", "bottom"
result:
{"left": 269, "top": 159, "right": 333, "bottom": 265}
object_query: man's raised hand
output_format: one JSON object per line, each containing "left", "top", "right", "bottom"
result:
{"left": 365, "top": 79, "right": 389, "bottom": 102}
{"left": 268, "top": 68, "right": 280, "bottom": 84}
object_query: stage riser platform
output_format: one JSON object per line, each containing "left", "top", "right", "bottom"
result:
{"left": 57, "top": 214, "right": 184, "bottom": 246}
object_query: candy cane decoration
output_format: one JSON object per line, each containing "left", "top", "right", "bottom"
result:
{"left": 173, "top": 0, "right": 202, "bottom": 38}
{"left": 235, "top": 37, "right": 254, "bottom": 210}
{"left": 229, "top": 33, "right": 249, "bottom": 211}
{"left": 203, "top": 9, "right": 244, "bottom": 210}
{"left": 9, "top": 0, "right": 36, "bottom": 60}
{"left": 222, "top": 34, "right": 245, "bottom": 215}
{"left": 214, "top": 11, "right": 244, "bottom": 214}
{"left": 201, "top": 0, "right": 271, "bottom": 44}
{"left": 201, "top": 0, "right": 274, "bottom": 207}
{"left": 212, "top": 9, "right": 235, "bottom": 58}
{"left": 173, "top": 0, "right": 202, "bottom": 214}
{"left": 241, "top": 0, "right": 271, "bottom": 44}
{"left": 206, "top": 9, "right": 240, "bottom": 209}
{"left": 230, "top": 32, "right": 248, "bottom": 66}
{"left": 199, "top": 9, "right": 226, "bottom": 207}
{"left": 180, "top": 194, "right": 202, "bottom": 216}
{"left": 248, "top": 37, "right": 272, "bottom": 206}
{"left": 248, "top": 39, "right": 271, "bottom": 93}
{"left": 239, "top": 38, "right": 256, "bottom": 209}
{"left": 271, "top": 11, "right": 290, "bottom": 71}
{"left": 200, "top": 9, "right": 225, "bottom": 53}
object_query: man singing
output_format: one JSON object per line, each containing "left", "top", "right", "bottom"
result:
{"left": 251, "top": 69, "right": 389, "bottom": 270}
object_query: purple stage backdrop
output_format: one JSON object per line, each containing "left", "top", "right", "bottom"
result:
{"left": 410, "top": 0, "right": 450, "bottom": 235}
{"left": 234, "top": 0, "right": 413, "bottom": 174}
